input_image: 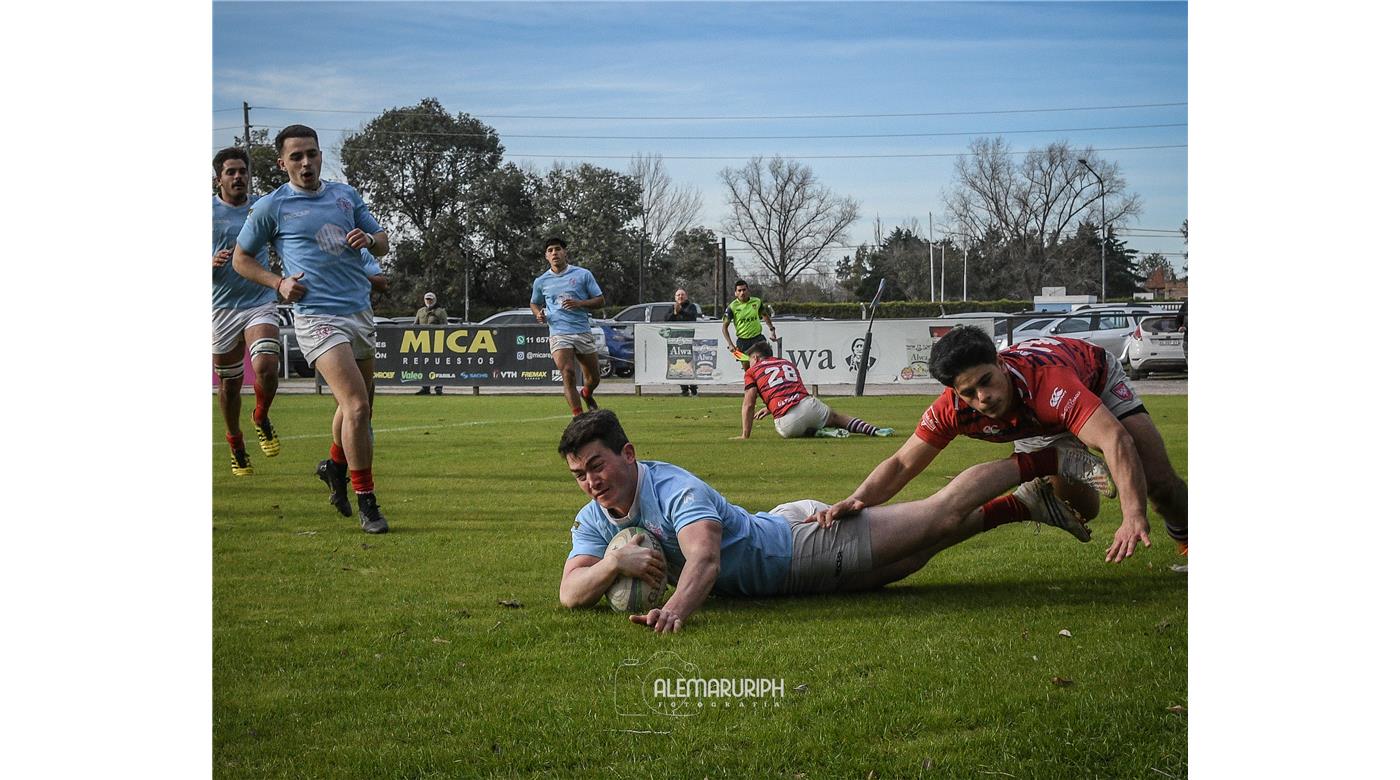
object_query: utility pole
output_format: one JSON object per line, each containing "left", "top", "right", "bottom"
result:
{"left": 928, "top": 212, "right": 935, "bottom": 302}
{"left": 962, "top": 239, "right": 968, "bottom": 301}
{"left": 717, "top": 237, "right": 728, "bottom": 318}
{"left": 1078, "top": 159, "right": 1107, "bottom": 301}
{"left": 470, "top": 194, "right": 476, "bottom": 322}
{"left": 941, "top": 242, "right": 946, "bottom": 303}
{"left": 242, "top": 102, "right": 252, "bottom": 150}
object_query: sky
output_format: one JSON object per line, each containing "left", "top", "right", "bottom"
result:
{"left": 212, "top": 0, "right": 1188, "bottom": 279}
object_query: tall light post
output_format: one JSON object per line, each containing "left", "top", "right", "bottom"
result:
{"left": 1078, "top": 159, "right": 1106, "bottom": 301}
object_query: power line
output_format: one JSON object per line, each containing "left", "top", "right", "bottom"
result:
{"left": 242, "top": 143, "right": 1185, "bottom": 161}
{"left": 231, "top": 122, "right": 1185, "bottom": 142}
{"left": 241, "top": 101, "right": 1186, "bottom": 121}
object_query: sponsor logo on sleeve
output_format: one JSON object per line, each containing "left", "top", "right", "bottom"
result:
{"left": 1049, "top": 387, "right": 1066, "bottom": 408}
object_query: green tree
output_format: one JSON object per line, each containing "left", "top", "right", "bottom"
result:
{"left": 663, "top": 226, "right": 735, "bottom": 311}
{"left": 1138, "top": 252, "right": 1176, "bottom": 283}
{"left": 470, "top": 163, "right": 541, "bottom": 315}
{"left": 338, "top": 98, "right": 505, "bottom": 314}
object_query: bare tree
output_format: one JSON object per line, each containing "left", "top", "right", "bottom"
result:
{"left": 629, "top": 154, "right": 702, "bottom": 299}
{"left": 719, "top": 156, "right": 859, "bottom": 295}
{"left": 942, "top": 138, "right": 1141, "bottom": 297}
{"left": 629, "top": 154, "right": 702, "bottom": 255}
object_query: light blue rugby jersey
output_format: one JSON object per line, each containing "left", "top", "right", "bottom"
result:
{"left": 530, "top": 265, "right": 602, "bottom": 335}
{"left": 236, "top": 181, "right": 385, "bottom": 315}
{"left": 568, "top": 460, "right": 793, "bottom": 597}
{"left": 212, "top": 195, "right": 276, "bottom": 310}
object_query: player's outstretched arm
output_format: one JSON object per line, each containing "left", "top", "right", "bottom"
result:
{"left": 1075, "top": 407, "right": 1151, "bottom": 563}
{"left": 811, "top": 434, "right": 941, "bottom": 527}
{"left": 630, "top": 521, "right": 720, "bottom": 634}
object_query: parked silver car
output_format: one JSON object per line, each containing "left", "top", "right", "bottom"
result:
{"left": 602, "top": 301, "right": 718, "bottom": 325}
{"left": 1125, "top": 314, "right": 1187, "bottom": 379}
{"left": 1035, "top": 309, "right": 1155, "bottom": 362}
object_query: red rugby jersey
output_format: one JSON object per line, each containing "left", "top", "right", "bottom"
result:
{"left": 744, "top": 356, "right": 811, "bottom": 418}
{"left": 915, "top": 337, "right": 1113, "bottom": 448}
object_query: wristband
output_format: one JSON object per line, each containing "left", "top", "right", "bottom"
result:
{"left": 365, "top": 233, "right": 377, "bottom": 251}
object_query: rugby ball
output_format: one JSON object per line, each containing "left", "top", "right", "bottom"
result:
{"left": 605, "top": 527, "right": 668, "bottom": 614}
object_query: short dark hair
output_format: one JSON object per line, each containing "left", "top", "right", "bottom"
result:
{"left": 734, "top": 279, "right": 748, "bottom": 289}
{"left": 274, "top": 124, "right": 319, "bottom": 154}
{"left": 544, "top": 237, "right": 567, "bottom": 252}
{"left": 746, "top": 340, "right": 773, "bottom": 359}
{"left": 558, "top": 409, "right": 629, "bottom": 458}
{"left": 213, "top": 147, "right": 250, "bottom": 176}
{"left": 929, "top": 326, "right": 998, "bottom": 386}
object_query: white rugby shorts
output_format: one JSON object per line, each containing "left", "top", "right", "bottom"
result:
{"left": 773, "top": 395, "right": 832, "bottom": 438}
{"left": 211, "top": 301, "right": 280, "bottom": 354}
{"left": 293, "top": 309, "right": 376, "bottom": 364}
{"left": 549, "top": 332, "right": 598, "bottom": 355}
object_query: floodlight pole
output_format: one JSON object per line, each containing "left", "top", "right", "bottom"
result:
{"left": 1079, "top": 159, "right": 1107, "bottom": 301}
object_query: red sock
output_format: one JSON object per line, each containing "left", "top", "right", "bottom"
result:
{"left": 330, "top": 442, "right": 348, "bottom": 466}
{"left": 1013, "top": 449, "right": 1060, "bottom": 483}
{"left": 252, "top": 385, "right": 270, "bottom": 424}
{"left": 349, "top": 468, "right": 374, "bottom": 494}
{"left": 980, "top": 494, "right": 1031, "bottom": 531}
{"left": 226, "top": 433, "right": 245, "bottom": 452}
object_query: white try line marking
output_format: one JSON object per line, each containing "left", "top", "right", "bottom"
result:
{"left": 213, "top": 412, "right": 584, "bottom": 447}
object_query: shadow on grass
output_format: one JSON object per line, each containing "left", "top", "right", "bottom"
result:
{"left": 703, "top": 573, "right": 1184, "bottom": 618}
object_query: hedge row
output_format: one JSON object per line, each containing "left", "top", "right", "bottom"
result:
{"left": 765, "top": 298, "right": 1158, "bottom": 319}
{"left": 767, "top": 299, "right": 1032, "bottom": 319}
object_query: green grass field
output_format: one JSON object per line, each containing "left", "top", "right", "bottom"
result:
{"left": 213, "top": 393, "right": 1187, "bottom": 778}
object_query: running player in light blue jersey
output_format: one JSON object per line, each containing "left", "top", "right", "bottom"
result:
{"left": 232, "top": 125, "right": 393, "bottom": 534}
{"left": 558, "top": 411, "right": 1100, "bottom": 634}
{"left": 211, "top": 146, "right": 282, "bottom": 476}
{"left": 530, "top": 237, "right": 606, "bottom": 415}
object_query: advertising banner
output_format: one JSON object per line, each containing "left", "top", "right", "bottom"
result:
{"left": 633, "top": 319, "right": 996, "bottom": 386}
{"left": 373, "top": 325, "right": 576, "bottom": 387}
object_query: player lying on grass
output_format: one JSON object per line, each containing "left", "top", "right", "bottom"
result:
{"left": 738, "top": 340, "right": 894, "bottom": 439}
{"left": 557, "top": 410, "right": 1114, "bottom": 634}
{"left": 811, "top": 326, "right": 1188, "bottom": 564}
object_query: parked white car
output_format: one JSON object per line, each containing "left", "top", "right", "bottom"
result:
{"left": 1125, "top": 313, "right": 1187, "bottom": 379}
{"left": 1036, "top": 309, "right": 1154, "bottom": 362}
{"left": 997, "top": 314, "right": 1062, "bottom": 349}
{"left": 475, "top": 308, "right": 613, "bottom": 377}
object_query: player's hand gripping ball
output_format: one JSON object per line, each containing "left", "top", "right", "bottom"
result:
{"left": 605, "top": 527, "right": 667, "bottom": 614}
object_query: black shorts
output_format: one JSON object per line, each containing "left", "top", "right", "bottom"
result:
{"left": 736, "top": 334, "right": 769, "bottom": 361}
